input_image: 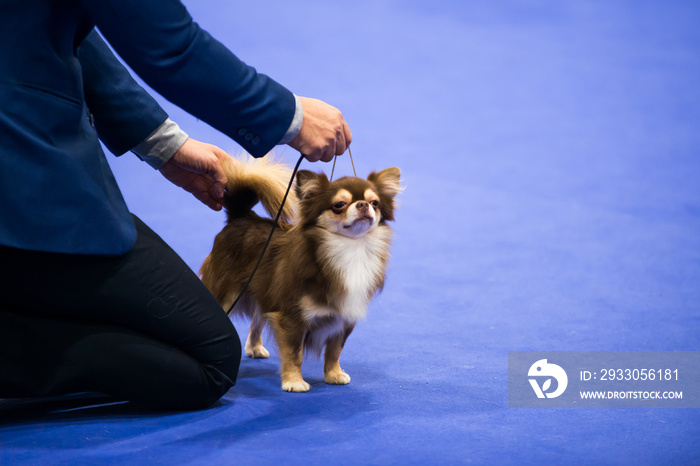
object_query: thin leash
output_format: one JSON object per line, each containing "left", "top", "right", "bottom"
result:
{"left": 225, "top": 149, "right": 355, "bottom": 316}
{"left": 330, "top": 146, "right": 356, "bottom": 181}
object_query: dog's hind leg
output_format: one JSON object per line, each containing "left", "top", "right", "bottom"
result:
{"left": 244, "top": 312, "right": 270, "bottom": 359}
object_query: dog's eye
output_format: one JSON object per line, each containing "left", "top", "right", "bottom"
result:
{"left": 332, "top": 201, "right": 347, "bottom": 213}
{"left": 370, "top": 200, "right": 379, "bottom": 208}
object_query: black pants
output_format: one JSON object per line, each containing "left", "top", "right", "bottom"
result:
{"left": 0, "top": 216, "right": 240, "bottom": 411}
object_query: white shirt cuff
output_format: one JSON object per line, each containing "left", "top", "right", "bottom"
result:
{"left": 131, "top": 118, "right": 189, "bottom": 169}
{"left": 277, "top": 94, "right": 303, "bottom": 145}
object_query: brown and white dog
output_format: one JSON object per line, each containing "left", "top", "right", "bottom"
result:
{"left": 199, "top": 156, "right": 400, "bottom": 392}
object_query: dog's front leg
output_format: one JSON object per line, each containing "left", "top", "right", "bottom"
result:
{"left": 324, "top": 323, "right": 355, "bottom": 385}
{"left": 269, "top": 314, "right": 309, "bottom": 392}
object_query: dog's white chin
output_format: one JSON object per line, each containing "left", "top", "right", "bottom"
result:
{"left": 339, "top": 218, "right": 375, "bottom": 238}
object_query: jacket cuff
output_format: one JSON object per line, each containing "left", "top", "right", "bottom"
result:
{"left": 131, "top": 118, "right": 189, "bottom": 169}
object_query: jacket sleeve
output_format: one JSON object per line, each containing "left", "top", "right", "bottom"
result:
{"left": 78, "top": 0, "right": 296, "bottom": 157}
{"left": 77, "top": 29, "right": 169, "bottom": 157}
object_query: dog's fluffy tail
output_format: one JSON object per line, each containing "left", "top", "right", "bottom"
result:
{"left": 221, "top": 155, "right": 297, "bottom": 223}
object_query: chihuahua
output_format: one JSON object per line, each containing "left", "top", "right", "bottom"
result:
{"left": 200, "top": 155, "right": 400, "bottom": 392}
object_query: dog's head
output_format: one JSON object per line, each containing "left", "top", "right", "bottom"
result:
{"left": 295, "top": 167, "right": 401, "bottom": 238}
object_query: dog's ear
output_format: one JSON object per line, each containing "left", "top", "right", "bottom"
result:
{"left": 368, "top": 167, "right": 402, "bottom": 222}
{"left": 296, "top": 170, "right": 328, "bottom": 200}
{"left": 368, "top": 167, "right": 401, "bottom": 197}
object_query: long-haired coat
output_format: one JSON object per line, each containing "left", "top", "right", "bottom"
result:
{"left": 200, "top": 156, "right": 400, "bottom": 392}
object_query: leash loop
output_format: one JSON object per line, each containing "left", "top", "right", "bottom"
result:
{"left": 329, "top": 147, "right": 356, "bottom": 181}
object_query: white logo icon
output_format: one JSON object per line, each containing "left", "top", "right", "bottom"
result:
{"left": 528, "top": 359, "right": 568, "bottom": 399}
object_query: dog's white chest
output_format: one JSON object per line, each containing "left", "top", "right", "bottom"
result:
{"left": 314, "top": 227, "right": 392, "bottom": 322}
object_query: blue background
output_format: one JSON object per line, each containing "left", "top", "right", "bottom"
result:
{"left": 2, "top": 1, "right": 699, "bottom": 464}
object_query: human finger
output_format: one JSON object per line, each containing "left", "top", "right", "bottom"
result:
{"left": 334, "top": 126, "right": 347, "bottom": 156}
{"left": 193, "top": 188, "right": 223, "bottom": 211}
{"left": 204, "top": 146, "right": 228, "bottom": 200}
{"left": 342, "top": 121, "right": 352, "bottom": 148}
{"left": 320, "top": 143, "right": 335, "bottom": 162}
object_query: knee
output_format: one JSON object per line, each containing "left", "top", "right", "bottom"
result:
{"left": 220, "top": 322, "right": 243, "bottom": 385}
{"left": 197, "top": 322, "right": 241, "bottom": 409}
{"left": 156, "top": 319, "right": 242, "bottom": 411}
{"left": 167, "top": 342, "right": 241, "bottom": 411}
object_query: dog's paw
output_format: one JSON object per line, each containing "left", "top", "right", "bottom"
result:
{"left": 244, "top": 344, "right": 270, "bottom": 359}
{"left": 281, "top": 379, "right": 311, "bottom": 392}
{"left": 325, "top": 369, "right": 351, "bottom": 385}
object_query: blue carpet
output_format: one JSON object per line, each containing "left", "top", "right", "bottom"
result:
{"left": 2, "top": 1, "right": 699, "bottom": 464}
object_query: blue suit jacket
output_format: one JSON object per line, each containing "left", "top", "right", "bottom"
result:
{"left": 0, "top": 0, "right": 295, "bottom": 254}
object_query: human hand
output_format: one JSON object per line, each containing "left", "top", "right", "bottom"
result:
{"left": 159, "top": 138, "right": 228, "bottom": 211}
{"left": 288, "top": 96, "right": 352, "bottom": 163}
